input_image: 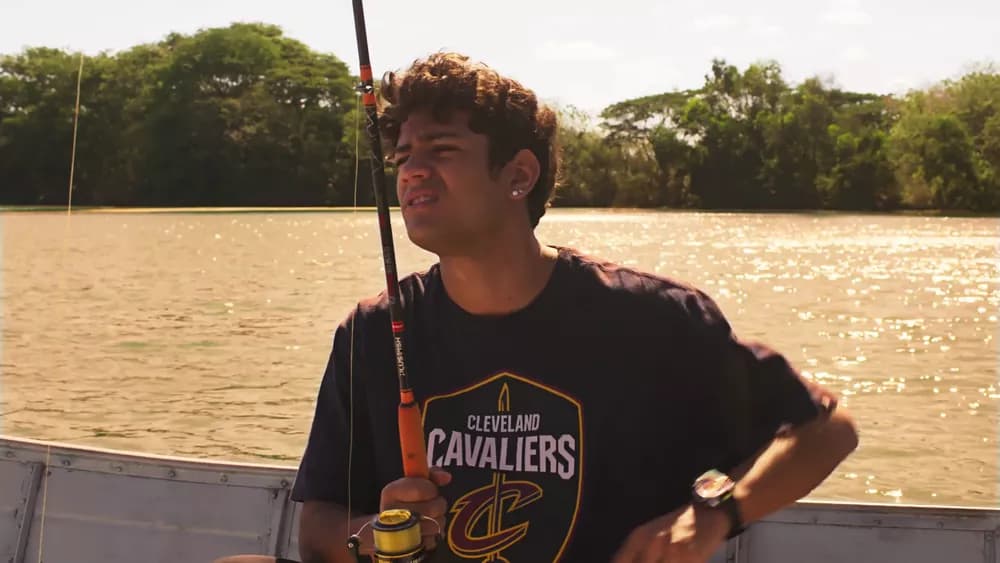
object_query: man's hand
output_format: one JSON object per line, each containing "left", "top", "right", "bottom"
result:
{"left": 378, "top": 466, "right": 452, "bottom": 550}
{"left": 611, "top": 503, "right": 730, "bottom": 563}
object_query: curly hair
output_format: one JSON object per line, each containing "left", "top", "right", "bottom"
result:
{"left": 378, "top": 52, "right": 560, "bottom": 228}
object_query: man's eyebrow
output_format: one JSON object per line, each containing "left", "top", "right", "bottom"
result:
{"left": 394, "top": 131, "right": 461, "bottom": 153}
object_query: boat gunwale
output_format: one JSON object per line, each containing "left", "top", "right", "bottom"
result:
{"left": 1, "top": 434, "right": 296, "bottom": 489}
{"left": 2, "top": 434, "right": 997, "bottom": 518}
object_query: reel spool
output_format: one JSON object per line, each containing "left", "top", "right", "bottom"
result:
{"left": 347, "top": 508, "right": 443, "bottom": 563}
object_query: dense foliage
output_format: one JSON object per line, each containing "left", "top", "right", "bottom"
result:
{"left": 2, "top": 24, "right": 997, "bottom": 212}
{"left": 559, "top": 60, "right": 1000, "bottom": 212}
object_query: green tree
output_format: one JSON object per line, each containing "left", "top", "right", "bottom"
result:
{"left": 0, "top": 48, "right": 82, "bottom": 204}
{"left": 888, "top": 69, "right": 999, "bottom": 211}
{"left": 0, "top": 23, "right": 358, "bottom": 207}
{"left": 141, "top": 23, "right": 355, "bottom": 206}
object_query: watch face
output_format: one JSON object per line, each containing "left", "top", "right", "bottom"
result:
{"left": 694, "top": 469, "right": 734, "bottom": 500}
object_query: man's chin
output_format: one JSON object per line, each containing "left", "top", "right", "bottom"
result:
{"left": 405, "top": 228, "right": 447, "bottom": 255}
{"left": 405, "top": 228, "right": 466, "bottom": 257}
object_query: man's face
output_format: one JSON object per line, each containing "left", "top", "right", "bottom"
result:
{"left": 393, "top": 109, "right": 511, "bottom": 256}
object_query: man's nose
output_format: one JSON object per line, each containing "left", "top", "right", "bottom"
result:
{"left": 398, "top": 155, "right": 431, "bottom": 185}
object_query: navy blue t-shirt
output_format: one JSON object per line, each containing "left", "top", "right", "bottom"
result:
{"left": 291, "top": 246, "right": 830, "bottom": 562}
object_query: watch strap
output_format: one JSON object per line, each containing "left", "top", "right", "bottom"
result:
{"left": 720, "top": 492, "right": 745, "bottom": 539}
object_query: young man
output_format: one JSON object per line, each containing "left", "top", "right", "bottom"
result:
{"left": 282, "top": 52, "right": 857, "bottom": 563}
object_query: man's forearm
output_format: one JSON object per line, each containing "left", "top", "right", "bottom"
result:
{"left": 732, "top": 409, "right": 859, "bottom": 524}
{"left": 299, "top": 501, "right": 377, "bottom": 563}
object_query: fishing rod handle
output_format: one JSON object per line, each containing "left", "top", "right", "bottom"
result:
{"left": 399, "top": 390, "right": 430, "bottom": 479}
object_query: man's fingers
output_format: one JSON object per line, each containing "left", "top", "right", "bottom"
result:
{"left": 420, "top": 515, "right": 446, "bottom": 537}
{"left": 611, "top": 526, "right": 646, "bottom": 563}
{"left": 379, "top": 469, "right": 450, "bottom": 518}
{"left": 377, "top": 471, "right": 450, "bottom": 554}
{"left": 421, "top": 533, "right": 441, "bottom": 553}
{"left": 430, "top": 466, "right": 452, "bottom": 486}
{"left": 381, "top": 476, "right": 439, "bottom": 504}
{"left": 395, "top": 497, "right": 446, "bottom": 519}
{"left": 381, "top": 497, "right": 447, "bottom": 520}
{"left": 613, "top": 525, "right": 681, "bottom": 563}
{"left": 641, "top": 528, "right": 671, "bottom": 562}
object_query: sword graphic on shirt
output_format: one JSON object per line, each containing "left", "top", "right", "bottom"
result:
{"left": 441, "top": 384, "right": 540, "bottom": 561}
{"left": 488, "top": 384, "right": 517, "bottom": 562}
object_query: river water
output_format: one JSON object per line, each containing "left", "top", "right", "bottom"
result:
{"left": 0, "top": 208, "right": 996, "bottom": 507}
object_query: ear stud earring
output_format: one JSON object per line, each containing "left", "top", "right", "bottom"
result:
{"left": 511, "top": 189, "right": 522, "bottom": 197}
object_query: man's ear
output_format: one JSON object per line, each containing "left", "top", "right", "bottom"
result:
{"left": 507, "top": 148, "right": 541, "bottom": 200}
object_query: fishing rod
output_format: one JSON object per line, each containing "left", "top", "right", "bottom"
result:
{"left": 347, "top": 0, "right": 439, "bottom": 561}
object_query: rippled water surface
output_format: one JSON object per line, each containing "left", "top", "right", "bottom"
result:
{"left": 1, "top": 209, "right": 997, "bottom": 507}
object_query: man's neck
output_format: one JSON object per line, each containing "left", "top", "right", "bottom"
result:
{"left": 438, "top": 234, "right": 559, "bottom": 316}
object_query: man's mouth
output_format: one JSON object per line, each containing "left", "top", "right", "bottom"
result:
{"left": 405, "top": 191, "right": 438, "bottom": 209}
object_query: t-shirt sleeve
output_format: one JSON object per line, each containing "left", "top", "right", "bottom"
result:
{"left": 679, "top": 288, "right": 839, "bottom": 474}
{"left": 290, "top": 309, "right": 379, "bottom": 511}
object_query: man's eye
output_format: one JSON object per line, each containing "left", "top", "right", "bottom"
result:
{"left": 394, "top": 155, "right": 409, "bottom": 166}
{"left": 434, "top": 145, "right": 457, "bottom": 153}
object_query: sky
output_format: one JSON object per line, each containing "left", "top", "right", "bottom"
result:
{"left": 3, "top": 0, "right": 999, "bottom": 113}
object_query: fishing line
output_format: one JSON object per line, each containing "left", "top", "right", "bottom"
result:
{"left": 35, "top": 445, "right": 51, "bottom": 563}
{"left": 347, "top": 85, "right": 361, "bottom": 544}
{"left": 36, "top": 51, "right": 85, "bottom": 563}
{"left": 66, "top": 53, "right": 83, "bottom": 218}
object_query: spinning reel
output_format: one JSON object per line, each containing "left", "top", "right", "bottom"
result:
{"left": 347, "top": 509, "right": 443, "bottom": 563}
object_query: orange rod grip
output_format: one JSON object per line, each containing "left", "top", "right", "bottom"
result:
{"left": 398, "top": 394, "right": 429, "bottom": 479}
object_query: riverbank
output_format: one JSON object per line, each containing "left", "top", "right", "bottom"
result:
{"left": 2, "top": 205, "right": 997, "bottom": 218}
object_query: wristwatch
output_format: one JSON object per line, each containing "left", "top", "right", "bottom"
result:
{"left": 692, "top": 469, "right": 745, "bottom": 539}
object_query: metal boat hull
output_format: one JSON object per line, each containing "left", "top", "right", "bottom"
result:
{"left": 2, "top": 435, "right": 996, "bottom": 562}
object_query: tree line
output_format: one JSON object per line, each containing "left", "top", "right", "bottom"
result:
{"left": 2, "top": 23, "right": 998, "bottom": 212}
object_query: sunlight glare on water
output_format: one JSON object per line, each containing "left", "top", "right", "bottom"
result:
{"left": 0, "top": 208, "right": 997, "bottom": 507}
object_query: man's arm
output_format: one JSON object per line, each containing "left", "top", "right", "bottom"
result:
{"left": 730, "top": 407, "right": 859, "bottom": 524}
{"left": 293, "top": 309, "right": 381, "bottom": 563}
{"left": 612, "top": 407, "right": 858, "bottom": 563}
{"left": 613, "top": 288, "right": 859, "bottom": 562}
{"left": 299, "top": 501, "right": 376, "bottom": 563}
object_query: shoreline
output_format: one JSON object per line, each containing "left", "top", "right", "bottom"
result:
{"left": 0, "top": 205, "right": 995, "bottom": 218}
{"left": 0, "top": 205, "right": 380, "bottom": 214}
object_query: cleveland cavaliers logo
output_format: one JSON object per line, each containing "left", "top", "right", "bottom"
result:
{"left": 448, "top": 473, "right": 543, "bottom": 560}
{"left": 423, "top": 372, "right": 583, "bottom": 562}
